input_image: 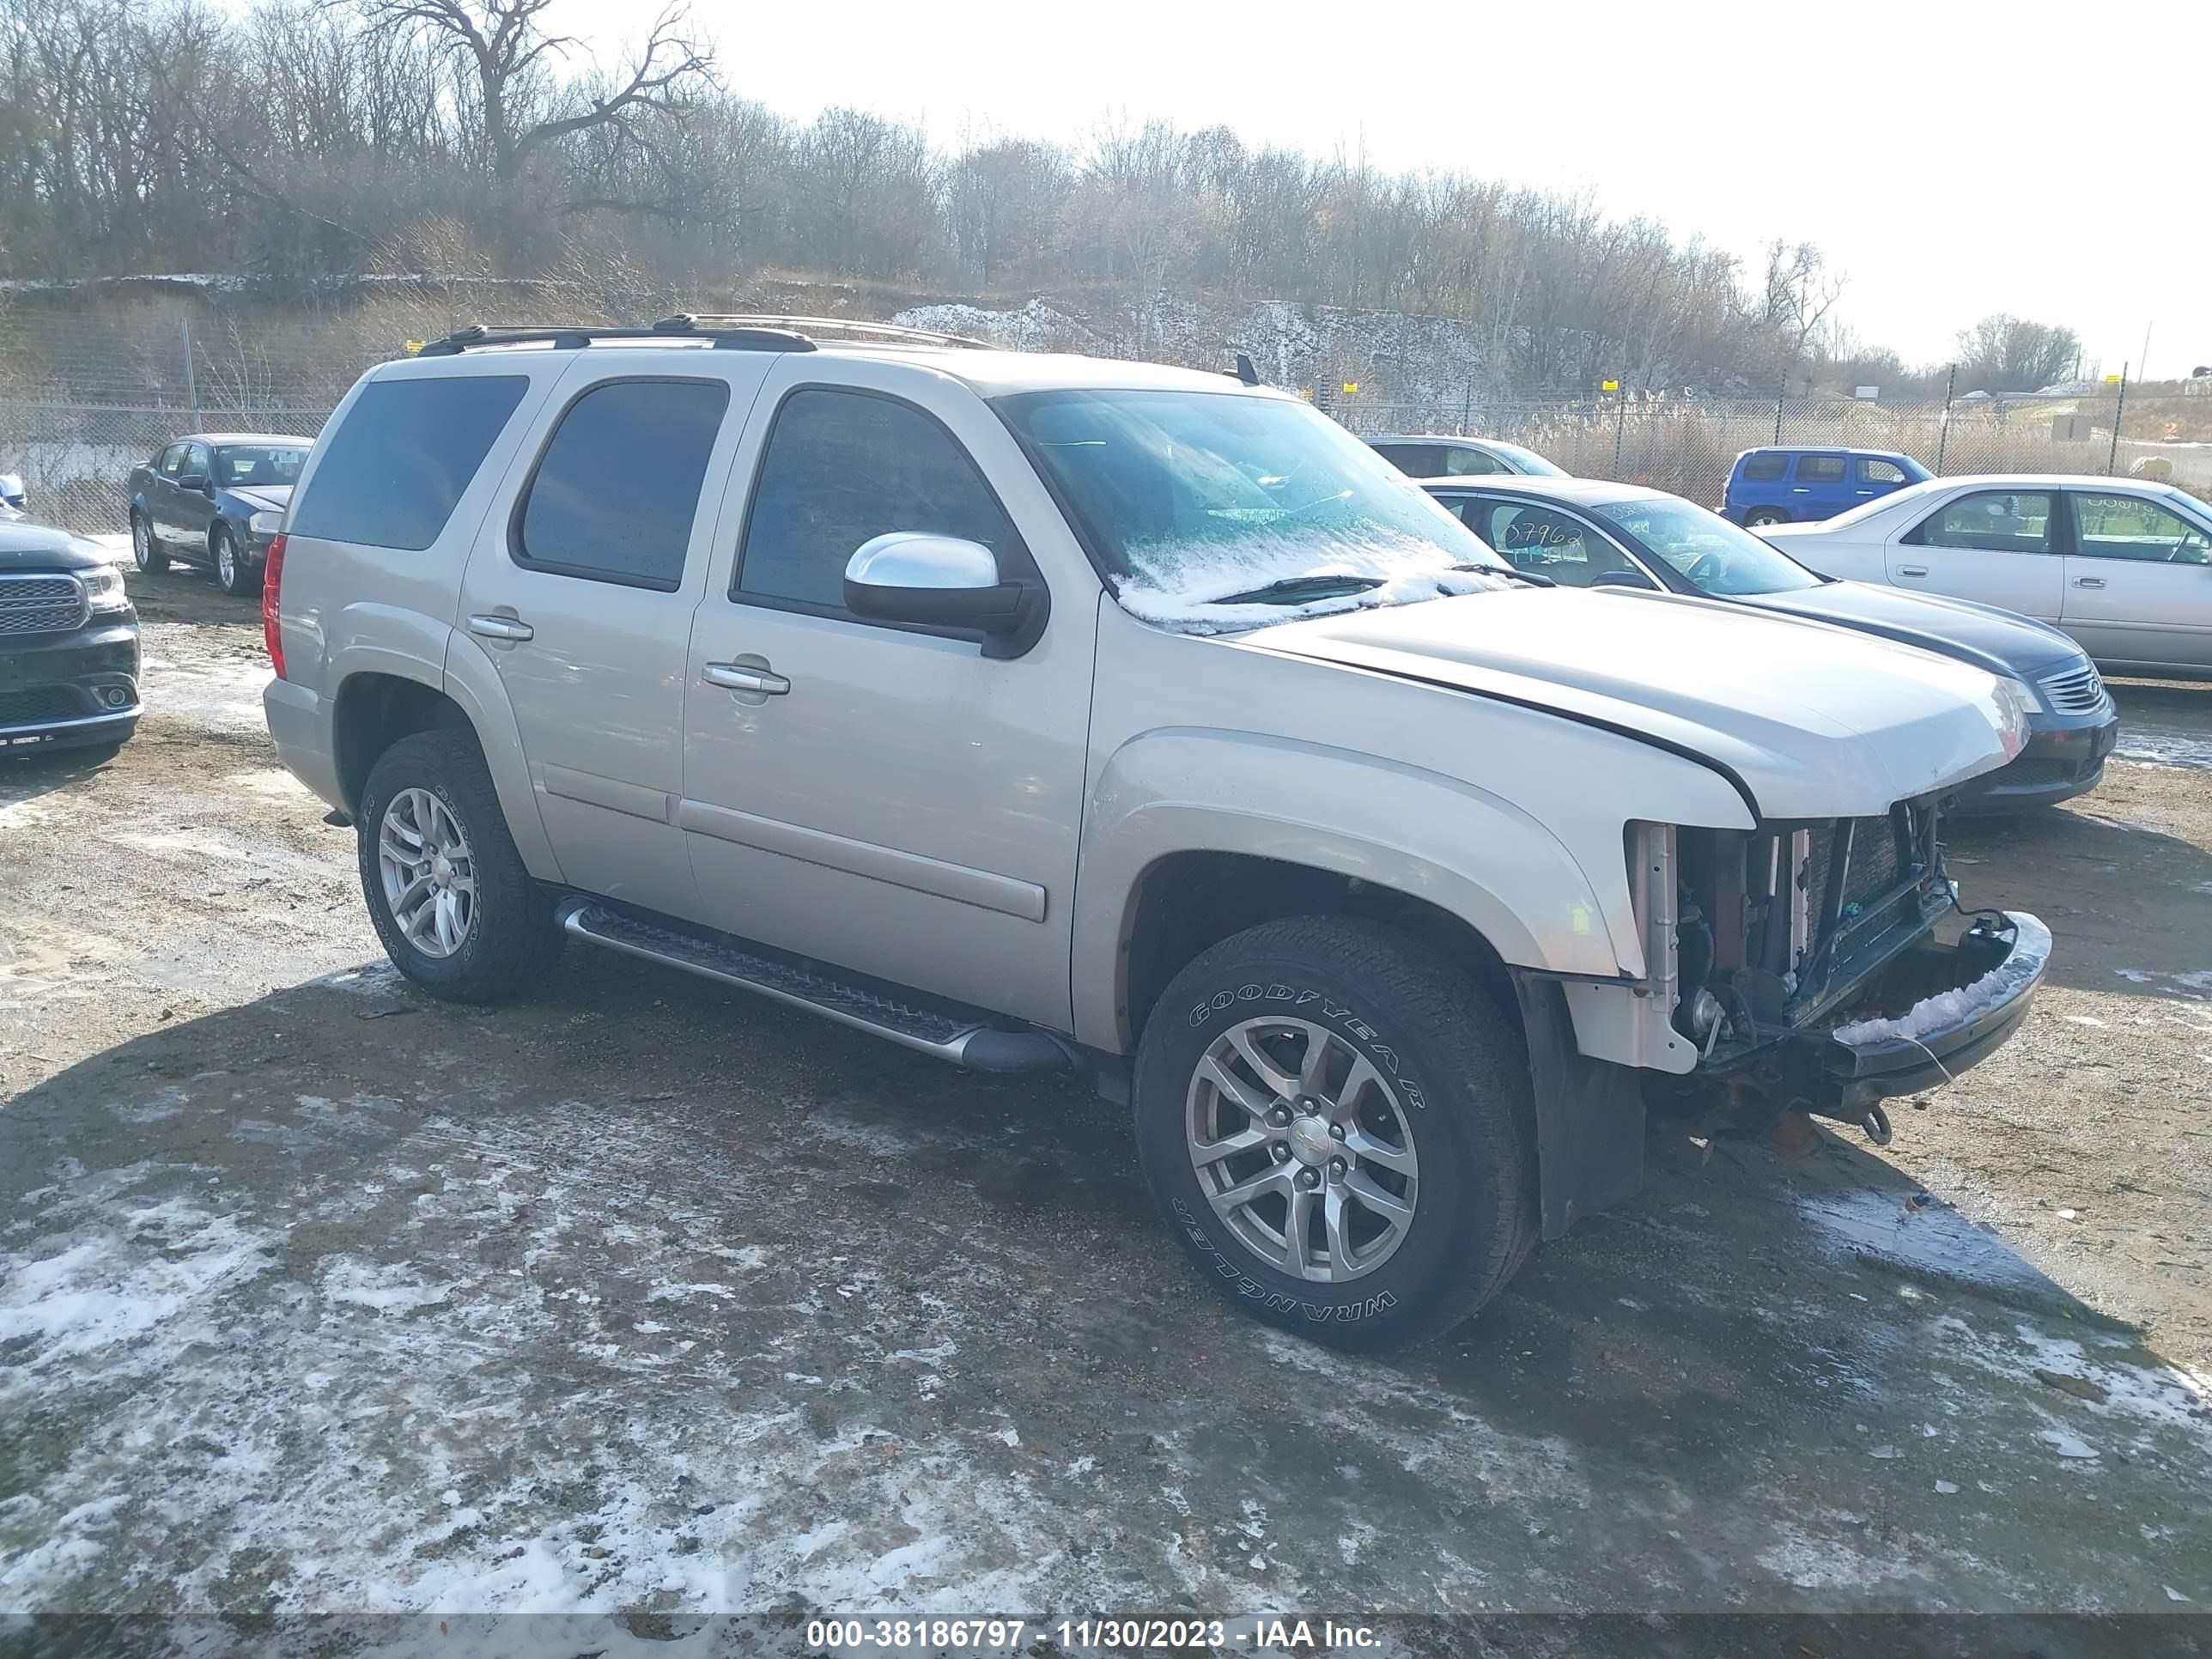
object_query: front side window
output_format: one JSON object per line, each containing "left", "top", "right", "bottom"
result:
{"left": 184, "top": 443, "right": 212, "bottom": 481}
{"left": 1796, "top": 455, "right": 1848, "bottom": 483}
{"left": 290, "top": 374, "right": 531, "bottom": 552}
{"left": 1590, "top": 496, "right": 1821, "bottom": 594}
{"left": 1909, "top": 490, "right": 2056, "bottom": 555}
{"left": 1437, "top": 447, "right": 1505, "bottom": 477}
{"left": 1860, "top": 458, "right": 1907, "bottom": 484}
{"left": 738, "top": 388, "right": 1020, "bottom": 611}
{"left": 214, "top": 445, "right": 308, "bottom": 489}
{"left": 514, "top": 379, "right": 730, "bottom": 590}
{"left": 1471, "top": 501, "right": 1638, "bottom": 587}
{"left": 999, "top": 389, "right": 1505, "bottom": 631}
{"left": 1739, "top": 453, "right": 1789, "bottom": 482}
{"left": 2069, "top": 493, "right": 2212, "bottom": 564}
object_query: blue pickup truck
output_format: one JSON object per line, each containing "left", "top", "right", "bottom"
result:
{"left": 1724, "top": 446, "right": 1930, "bottom": 526}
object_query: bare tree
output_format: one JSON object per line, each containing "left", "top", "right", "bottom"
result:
{"left": 353, "top": 0, "right": 714, "bottom": 264}
{"left": 1954, "top": 314, "right": 2083, "bottom": 395}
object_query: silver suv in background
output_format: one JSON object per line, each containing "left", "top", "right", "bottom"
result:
{"left": 264, "top": 318, "right": 2051, "bottom": 1350}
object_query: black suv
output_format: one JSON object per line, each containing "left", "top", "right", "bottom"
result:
{"left": 0, "top": 522, "right": 139, "bottom": 757}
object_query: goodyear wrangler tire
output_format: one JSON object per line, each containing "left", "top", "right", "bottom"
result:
{"left": 1133, "top": 916, "right": 1538, "bottom": 1351}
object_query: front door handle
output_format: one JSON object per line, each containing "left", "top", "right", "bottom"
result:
{"left": 2074, "top": 576, "right": 2106, "bottom": 589}
{"left": 702, "top": 662, "right": 790, "bottom": 696}
{"left": 467, "top": 613, "right": 535, "bottom": 641}
{"left": 1897, "top": 565, "right": 1929, "bottom": 577}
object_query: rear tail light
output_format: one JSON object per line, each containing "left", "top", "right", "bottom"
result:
{"left": 261, "top": 532, "right": 288, "bottom": 679}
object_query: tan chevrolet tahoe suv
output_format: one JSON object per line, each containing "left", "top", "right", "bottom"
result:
{"left": 263, "top": 316, "right": 2052, "bottom": 1349}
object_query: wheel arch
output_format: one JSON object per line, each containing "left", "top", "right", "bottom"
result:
{"left": 1115, "top": 848, "right": 1523, "bottom": 1053}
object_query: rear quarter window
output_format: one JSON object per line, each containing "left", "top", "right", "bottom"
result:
{"left": 290, "top": 374, "right": 531, "bottom": 551}
{"left": 1739, "top": 453, "right": 1789, "bottom": 482}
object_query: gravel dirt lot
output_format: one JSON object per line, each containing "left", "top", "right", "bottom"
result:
{"left": 3, "top": 566, "right": 2209, "bottom": 1652}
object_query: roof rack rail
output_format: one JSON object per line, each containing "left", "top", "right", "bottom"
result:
{"left": 415, "top": 320, "right": 817, "bottom": 356}
{"left": 661, "top": 313, "right": 1000, "bottom": 350}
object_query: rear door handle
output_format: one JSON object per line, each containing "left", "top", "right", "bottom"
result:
{"left": 467, "top": 613, "right": 534, "bottom": 641}
{"left": 702, "top": 662, "right": 790, "bottom": 696}
{"left": 2074, "top": 576, "right": 2106, "bottom": 589}
{"left": 1897, "top": 565, "right": 1929, "bottom": 577}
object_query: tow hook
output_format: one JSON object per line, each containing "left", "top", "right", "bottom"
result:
{"left": 1858, "top": 1103, "right": 1893, "bottom": 1147}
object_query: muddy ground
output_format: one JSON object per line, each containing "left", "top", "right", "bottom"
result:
{"left": 2, "top": 563, "right": 2209, "bottom": 1651}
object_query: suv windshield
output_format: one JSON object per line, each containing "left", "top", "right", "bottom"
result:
{"left": 997, "top": 388, "right": 1508, "bottom": 632}
{"left": 1590, "top": 496, "right": 1823, "bottom": 595}
{"left": 214, "top": 445, "right": 307, "bottom": 488}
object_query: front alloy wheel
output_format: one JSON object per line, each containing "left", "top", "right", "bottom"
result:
{"left": 377, "top": 786, "right": 476, "bottom": 957}
{"left": 1188, "top": 1016, "right": 1419, "bottom": 1281}
{"left": 212, "top": 528, "right": 255, "bottom": 595}
{"left": 1133, "top": 915, "right": 1539, "bottom": 1351}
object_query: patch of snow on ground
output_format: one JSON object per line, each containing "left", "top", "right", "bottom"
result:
{"left": 2112, "top": 726, "right": 2212, "bottom": 772}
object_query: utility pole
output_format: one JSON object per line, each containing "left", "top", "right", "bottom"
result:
{"left": 1936, "top": 364, "right": 1956, "bottom": 474}
{"left": 179, "top": 319, "right": 203, "bottom": 426}
{"left": 2107, "top": 362, "right": 2129, "bottom": 477}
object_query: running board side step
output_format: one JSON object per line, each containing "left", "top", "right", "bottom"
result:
{"left": 557, "top": 900, "right": 1073, "bottom": 1073}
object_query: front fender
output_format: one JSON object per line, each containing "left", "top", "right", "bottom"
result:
{"left": 1070, "top": 729, "right": 1624, "bottom": 1052}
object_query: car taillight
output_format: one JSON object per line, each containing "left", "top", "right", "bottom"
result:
{"left": 261, "top": 532, "right": 287, "bottom": 679}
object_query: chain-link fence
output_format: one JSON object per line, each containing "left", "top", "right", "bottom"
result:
{"left": 4, "top": 290, "right": 2209, "bottom": 536}
{"left": 0, "top": 292, "right": 473, "bottom": 534}
{"left": 1330, "top": 385, "right": 2212, "bottom": 510}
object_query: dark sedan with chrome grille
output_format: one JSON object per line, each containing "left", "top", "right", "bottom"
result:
{"left": 0, "top": 522, "right": 139, "bottom": 758}
{"left": 1423, "top": 476, "right": 2120, "bottom": 812}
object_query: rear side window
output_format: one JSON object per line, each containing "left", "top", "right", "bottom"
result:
{"left": 514, "top": 379, "right": 730, "bottom": 590}
{"left": 156, "top": 444, "right": 186, "bottom": 477}
{"left": 1739, "top": 453, "right": 1788, "bottom": 481}
{"left": 290, "top": 374, "right": 529, "bottom": 551}
{"left": 1373, "top": 443, "right": 1443, "bottom": 477}
{"left": 1796, "top": 455, "right": 1847, "bottom": 483}
{"left": 737, "top": 388, "right": 1019, "bottom": 613}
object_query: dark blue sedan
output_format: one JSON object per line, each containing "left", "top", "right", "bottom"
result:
{"left": 1423, "top": 476, "right": 2119, "bottom": 812}
{"left": 126, "top": 432, "right": 309, "bottom": 597}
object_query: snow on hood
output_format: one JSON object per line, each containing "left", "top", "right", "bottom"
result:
{"left": 1248, "top": 586, "right": 2031, "bottom": 819}
{"left": 1110, "top": 525, "right": 1511, "bottom": 636}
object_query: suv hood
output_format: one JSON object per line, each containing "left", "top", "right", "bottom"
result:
{"left": 0, "top": 521, "right": 106, "bottom": 571}
{"left": 1732, "top": 580, "right": 2082, "bottom": 683}
{"left": 1245, "top": 587, "right": 2027, "bottom": 819}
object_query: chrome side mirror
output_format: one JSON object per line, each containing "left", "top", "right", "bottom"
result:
{"left": 842, "top": 533, "right": 1042, "bottom": 651}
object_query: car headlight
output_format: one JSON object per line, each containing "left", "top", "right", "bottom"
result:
{"left": 80, "top": 564, "right": 129, "bottom": 614}
{"left": 1992, "top": 676, "right": 2034, "bottom": 750}
{"left": 249, "top": 510, "right": 284, "bottom": 536}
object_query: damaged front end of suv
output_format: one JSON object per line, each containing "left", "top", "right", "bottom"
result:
{"left": 1636, "top": 805, "right": 2049, "bottom": 1145}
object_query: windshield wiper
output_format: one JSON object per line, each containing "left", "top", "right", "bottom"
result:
{"left": 1212, "top": 574, "right": 1385, "bottom": 606}
{"left": 1453, "top": 562, "right": 1554, "bottom": 588}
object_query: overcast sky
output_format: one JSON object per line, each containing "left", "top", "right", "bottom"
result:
{"left": 568, "top": 0, "right": 2208, "bottom": 381}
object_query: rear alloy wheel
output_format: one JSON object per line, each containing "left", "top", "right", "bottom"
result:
{"left": 1133, "top": 916, "right": 1538, "bottom": 1351}
{"left": 210, "top": 526, "right": 257, "bottom": 596}
{"left": 131, "top": 511, "right": 167, "bottom": 574}
{"left": 357, "top": 729, "right": 562, "bottom": 1002}
{"left": 1742, "top": 507, "right": 1790, "bottom": 528}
